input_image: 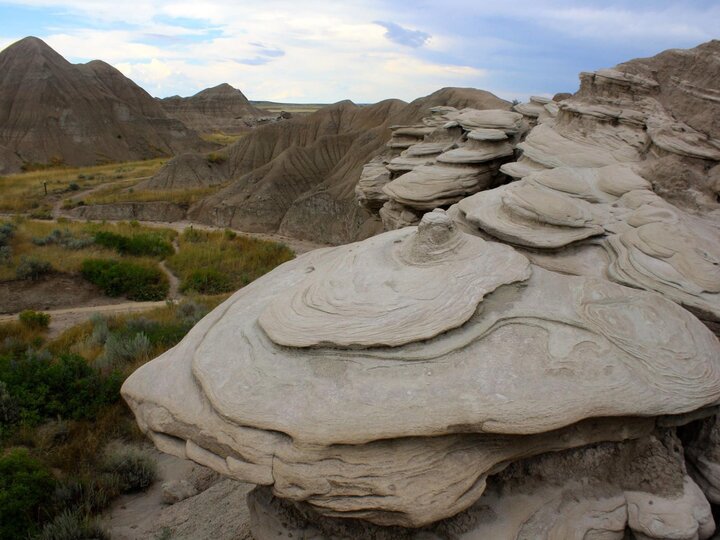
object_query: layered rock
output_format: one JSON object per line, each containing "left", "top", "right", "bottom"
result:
{"left": 0, "top": 36, "right": 205, "bottom": 171}
{"left": 123, "top": 210, "right": 720, "bottom": 537}
{"left": 450, "top": 40, "right": 720, "bottom": 333}
{"left": 359, "top": 108, "right": 526, "bottom": 230}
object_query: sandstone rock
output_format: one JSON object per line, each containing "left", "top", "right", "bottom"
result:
{"left": 122, "top": 210, "right": 720, "bottom": 527}
{"left": 69, "top": 202, "right": 186, "bottom": 222}
{"left": 161, "top": 479, "right": 198, "bottom": 505}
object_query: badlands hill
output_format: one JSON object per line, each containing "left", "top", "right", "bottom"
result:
{"left": 142, "top": 87, "right": 510, "bottom": 244}
{"left": 0, "top": 36, "right": 205, "bottom": 173}
{"left": 158, "top": 83, "right": 269, "bottom": 134}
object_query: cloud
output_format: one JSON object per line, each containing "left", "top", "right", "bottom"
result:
{"left": 0, "top": 0, "right": 716, "bottom": 103}
{"left": 374, "top": 20, "right": 430, "bottom": 48}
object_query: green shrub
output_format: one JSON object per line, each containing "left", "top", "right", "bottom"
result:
{"left": 0, "top": 221, "right": 15, "bottom": 246}
{"left": 180, "top": 268, "right": 233, "bottom": 294}
{"left": 101, "top": 442, "right": 156, "bottom": 492}
{"left": 80, "top": 259, "right": 168, "bottom": 301}
{"left": 37, "top": 509, "right": 109, "bottom": 540}
{"left": 0, "top": 352, "right": 122, "bottom": 425}
{"left": 0, "top": 448, "right": 56, "bottom": 539}
{"left": 0, "top": 245, "right": 11, "bottom": 264}
{"left": 33, "top": 229, "right": 94, "bottom": 249}
{"left": 19, "top": 310, "right": 51, "bottom": 330}
{"left": 93, "top": 231, "right": 173, "bottom": 258}
{"left": 16, "top": 257, "right": 54, "bottom": 280}
{"left": 181, "top": 226, "right": 205, "bottom": 243}
{"left": 96, "top": 332, "right": 150, "bottom": 372}
{"left": 68, "top": 183, "right": 81, "bottom": 192}
{"left": 223, "top": 228, "right": 237, "bottom": 240}
{"left": 0, "top": 381, "right": 20, "bottom": 438}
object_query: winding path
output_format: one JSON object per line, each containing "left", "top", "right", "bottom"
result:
{"left": 1, "top": 181, "right": 327, "bottom": 337}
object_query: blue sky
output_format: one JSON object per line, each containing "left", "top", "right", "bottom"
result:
{"left": 0, "top": 1, "right": 717, "bottom": 103}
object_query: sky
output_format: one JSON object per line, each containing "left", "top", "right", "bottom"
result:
{"left": 0, "top": 0, "right": 718, "bottom": 103}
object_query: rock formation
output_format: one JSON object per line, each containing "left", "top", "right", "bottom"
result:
{"left": 450, "top": 40, "right": 720, "bottom": 334}
{"left": 158, "top": 83, "right": 272, "bottom": 134}
{"left": 123, "top": 210, "right": 720, "bottom": 538}
{"left": 139, "top": 88, "right": 509, "bottom": 244}
{"left": 0, "top": 37, "right": 205, "bottom": 172}
{"left": 360, "top": 107, "right": 525, "bottom": 230}
{"left": 122, "top": 40, "right": 720, "bottom": 539}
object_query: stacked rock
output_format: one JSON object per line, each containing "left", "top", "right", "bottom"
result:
{"left": 124, "top": 40, "right": 720, "bottom": 540}
{"left": 366, "top": 108, "right": 527, "bottom": 230}
{"left": 451, "top": 43, "right": 720, "bottom": 335}
{"left": 123, "top": 209, "right": 720, "bottom": 539}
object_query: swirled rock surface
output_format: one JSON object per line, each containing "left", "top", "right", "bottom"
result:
{"left": 123, "top": 210, "right": 720, "bottom": 530}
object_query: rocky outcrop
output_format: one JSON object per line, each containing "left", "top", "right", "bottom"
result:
{"left": 451, "top": 40, "right": 720, "bottom": 333}
{"left": 158, "top": 83, "right": 271, "bottom": 134}
{"left": 122, "top": 40, "right": 720, "bottom": 540}
{"left": 69, "top": 201, "right": 186, "bottom": 222}
{"left": 145, "top": 88, "right": 509, "bottom": 244}
{"left": 361, "top": 108, "right": 525, "bottom": 230}
{"left": 123, "top": 209, "right": 720, "bottom": 536}
{"left": 0, "top": 37, "right": 206, "bottom": 171}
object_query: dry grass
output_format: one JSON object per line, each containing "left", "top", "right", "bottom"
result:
{"left": 84, "top": 185, "right": 224, "bottom": 207}
{"left": 0, "top": 219, "right": 176, "bottom": 281}
{"left": 167, "top": 228, "right": 294, "bottom": 293}
{"left": 0, "top": 158, "right": 167, "bottom": 213}
{"left": 200, "top": 132, "right": 247, "bottom": 146}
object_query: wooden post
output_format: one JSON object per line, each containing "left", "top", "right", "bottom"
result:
{"left": 43, "top": 181, "right": 47, "bottom": 195}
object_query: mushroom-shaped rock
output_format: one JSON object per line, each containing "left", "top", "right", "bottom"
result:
{"left": 259, "top": 210, "right": 530, "bottom": 348}
{"left": 122, "top": 210, "right": 720, "bottom": 527}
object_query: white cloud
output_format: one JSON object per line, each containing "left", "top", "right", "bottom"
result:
{"left": 0, "top": 0, "right": 715, "bottom": 102}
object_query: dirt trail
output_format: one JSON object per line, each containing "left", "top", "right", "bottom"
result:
{"left": 1, "top": 185, "right": 327, "bottom": 336}
{"left": 0, "top": 301, "right": 169, "bottom": 339}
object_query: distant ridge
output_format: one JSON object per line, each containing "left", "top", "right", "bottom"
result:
{"left": 0, "top": 36, "right": 205, "bottom": 172}
{"left": 159, "top": 83, "right": 269, "bottom": 134}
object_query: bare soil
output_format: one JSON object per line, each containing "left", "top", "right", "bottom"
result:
{"left": 0, "top": 273, "right": 126, "bottom": 314}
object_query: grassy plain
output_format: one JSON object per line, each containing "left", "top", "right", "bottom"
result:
{"left": 0, "top": 158, "right": 167, "bottom": 213}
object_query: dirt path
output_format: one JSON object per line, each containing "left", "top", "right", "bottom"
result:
{"left": 1, "top": 187, "right": 326, "bottom": 336}
{"left": 159, "top": 237, "right": 182, "bottom": 301}
{"left": 0, "top": 301, "right": 169, "bottom": 339}
{"left": 50, "top": 176, "right": 154, "bottom": 220}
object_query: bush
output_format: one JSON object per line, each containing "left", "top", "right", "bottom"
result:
{"left": 93, "top": 231, "right": 173, "bottom": 258}
{"left": 68, "top": 182, "right": 80, "bottom": 192}
{"left": 37, "top": 510, "right": 109, "bottom": 540}
{"left": 0, "top": 381, "right": 20, "bottom": 437}
{"left": 0, "top": 245, "right": 11, "bottom": 264}
{"left": 0, "top": 221, "right": 15, "bottom": 246}
{"left": 16, "top": 257, "right": 54, "bottom": 280}
{"left": 101, "top": 442, "right": 156, "bottom": 492}
{"left": 96, "top": 332, "right": 150, "bottom": 372}
{"left": 181, "top": 226, "right": 205, "bottom": 243}
{"left": 80, "top": 259, "right": 169, "bottom": 301}
{"left": 0, "top": 352, "right": 122, "bottom": 425}
{"left": 0, "top": 448, "right": 56, "bottom": 539}
{"left": 18, "top": 310, "right": 51, "bottom": 330}
{"left": 33, "top": 229, "right": 94, "bottom": 249}
{"left": 180, "top": 268, "right": 233, "bottom": 294}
